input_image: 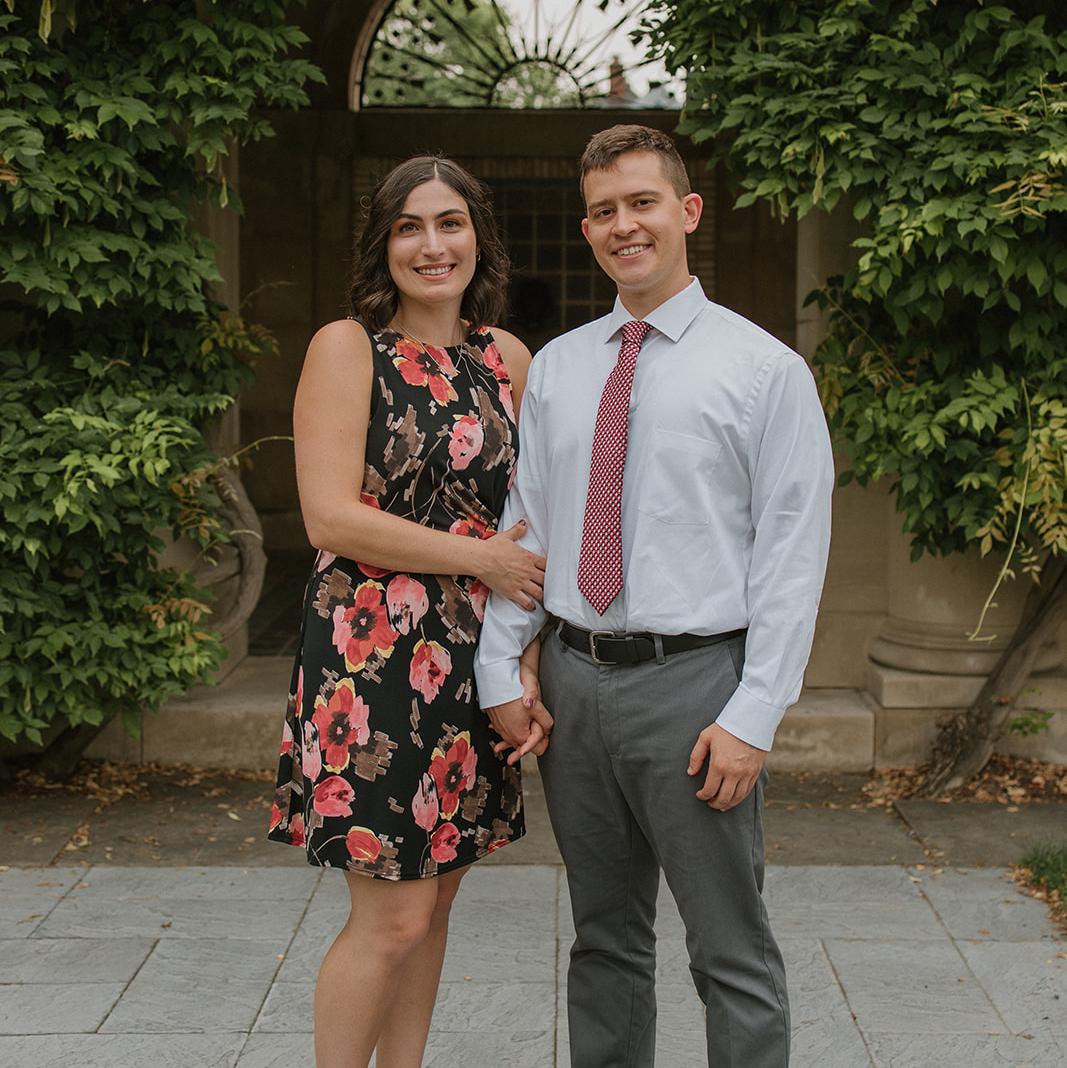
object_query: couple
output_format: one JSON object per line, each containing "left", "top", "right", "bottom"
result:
{"left": 268, "top": 123, "right": 834, "bottom": 1068}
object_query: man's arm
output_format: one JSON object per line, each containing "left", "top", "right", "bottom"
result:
{"left": 475, "top": 352, "right": 552, "bottom": 723}
{"left": 691, "top": 352, "right": 834, "bottom": 809}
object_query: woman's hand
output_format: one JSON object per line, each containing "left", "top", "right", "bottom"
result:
{"left": 491, "top": 636, "right": 552, "bottom": 764}
{"left": 475, "top": 520, "right": 546, "bottom": 609}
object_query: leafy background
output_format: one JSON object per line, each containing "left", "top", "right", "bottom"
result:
{"left": 643, "top": 0, "right": 1066, "bottom": 572}
{"left": 0, "top": 1, "right": 323, "bottom": 751}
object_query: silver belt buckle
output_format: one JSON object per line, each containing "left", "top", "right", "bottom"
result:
{"left": 588, "top": 630, "right": 614, "bottom": 665}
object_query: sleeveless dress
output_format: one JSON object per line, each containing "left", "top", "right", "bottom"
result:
{"left": 267, "top": 324, "right": 525, "bottom": 879}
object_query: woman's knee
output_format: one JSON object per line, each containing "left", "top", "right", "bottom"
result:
{"left": 342, "top": 875, "right": 438, "bottom": 961}
{"left": 366, "top": 907, "right": 434, "bottom": 957}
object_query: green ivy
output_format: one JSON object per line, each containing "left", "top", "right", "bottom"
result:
{"left": 0, "top": 2, "right": 323, "bottom": 746}
{"left": 641, "top": 1, "right": 1067, "bottom": 571}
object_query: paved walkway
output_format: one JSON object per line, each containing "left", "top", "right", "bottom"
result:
{"left": 2, "top": 862, "right": 1064, "bottom": 1066}
{"left": 1, "top": 770, "right": 1064, "bottom": 1067}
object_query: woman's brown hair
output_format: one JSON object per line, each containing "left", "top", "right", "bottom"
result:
{"left": 347, "top": 156, "right": 510, "bottom": 331}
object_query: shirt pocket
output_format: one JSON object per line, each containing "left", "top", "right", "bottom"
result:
{"left": 638, "top": 427, "right": 723, "bottom": 525}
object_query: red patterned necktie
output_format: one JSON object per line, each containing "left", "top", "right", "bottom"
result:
{"left": 577, "top": 319, "right": 652, "bottom": 615}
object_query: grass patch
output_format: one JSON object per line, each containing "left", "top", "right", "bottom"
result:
{"left": 1015, "top": 840, "right": 1067, "bottom": 930}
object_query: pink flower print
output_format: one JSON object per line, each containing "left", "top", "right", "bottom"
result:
{"left": 448, "top": 414, "right": 484, "bottom": 471}
{"left": 428, "top": 731, "right": 477, "bottom": 819}
{"left": 288, "top": 813, "right": 306, "bottom": 848}
{"left": 410, "top": 639, "right": 453, "bottom": 703}
{"left": 331, "top": 581, "right": 397, "bottom": 672}
{"left": 301, "top": 720, "right": 321, "bottom": 781}
{"left": 412, "top": 772, "right": 440, "bottom": 833}
{"left": 311, "top": 678, "right": 371, "bottom": 772}
{"left": 313, "top": 775, "right": 355, "bottom": 818}
{"left": 430, "top": 821, "right": 460, "bottom": 863}
{"left": 393, "top": 337, "right": 459, "bottom": 405}
{"left": 449, "top": 516, "right": 492, "bottom": 539}
{"left": 345, "top": 826, "right": 382, "bottom": 863}
{"left": 469, "top": 579, "right": 489, "bottom": 623}
{"left": 481, "top": 340, "right": 508, "bottom": 381}
{"left": 386, "top": 575, "right": 429, "bottom": 636}
{"left": 280, "top": 718, "right": 294, "bottom": 757}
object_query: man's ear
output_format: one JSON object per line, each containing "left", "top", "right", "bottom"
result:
{"left": 581, "top": 216, "right": 591, "bottom": 244}
{"left": 682, "top": 192, "right": 703, "bottom": 234}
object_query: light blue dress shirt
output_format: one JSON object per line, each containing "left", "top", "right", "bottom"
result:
{"left": 474, "top": 278, "right": 834, "bottom": 750}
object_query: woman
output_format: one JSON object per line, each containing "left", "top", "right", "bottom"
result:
{"left": 267, "top": 156, "right": 552, "bottom": 1068}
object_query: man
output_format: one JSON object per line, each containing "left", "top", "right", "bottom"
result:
{"left": 475, "top": 124, "right": 834, "bottom": 1068}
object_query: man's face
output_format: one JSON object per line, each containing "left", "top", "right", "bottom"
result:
{"left": 581, "top": 151, "right": 702, "bottom": 312}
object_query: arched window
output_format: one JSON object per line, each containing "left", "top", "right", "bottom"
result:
{"left": 353, "top": 0, "right": 682, "bottom": 110}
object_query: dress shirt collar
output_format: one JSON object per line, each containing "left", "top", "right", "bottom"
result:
{"left": 603, "top": 277, "right": 707, "bottom": 344}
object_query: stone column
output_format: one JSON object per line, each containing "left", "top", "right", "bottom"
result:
{"left": 867, "top": 526, "right": 1064, "bottom": 765}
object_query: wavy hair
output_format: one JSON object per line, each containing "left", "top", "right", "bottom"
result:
{"left": 347, "top": 156, "right": 510, "bottom": 331}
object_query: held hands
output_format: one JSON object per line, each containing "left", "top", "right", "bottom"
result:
{"left": 487, "top": 661, "right": 554, "bottom": 766}
{"left": 477, "top": 520, "right": 546, "bottom": 610}
{"left": 687, "top": 722, "right": 766, "bottom": 811}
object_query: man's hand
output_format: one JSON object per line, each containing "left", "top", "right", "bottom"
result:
{"left": 687, "top": 722, "right": 765, "bottom": 811}
{"left": 486, "top": 696, "right": 554, "bottom": 766}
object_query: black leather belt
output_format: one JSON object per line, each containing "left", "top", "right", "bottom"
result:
{"left": 556, "top": 621, "right": 746, "bottom": 666}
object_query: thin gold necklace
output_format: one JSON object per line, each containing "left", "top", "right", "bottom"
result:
{"left": 393, "top": 317, "right": 464, "bottom": 348}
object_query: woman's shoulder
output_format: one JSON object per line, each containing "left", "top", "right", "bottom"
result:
{"left": 302, "top": 319, "right": 375, "bottom": 381}
{"left": 310, "top": 318, "right": 375, "bottom": 350}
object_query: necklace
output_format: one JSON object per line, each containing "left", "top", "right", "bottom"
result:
{"left": 393, "top": 317, "right": 465, "bottom": 348}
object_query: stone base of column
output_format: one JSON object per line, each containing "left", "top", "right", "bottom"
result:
{"left": 866, "top": 664, "right": 1067, "bottom": 766}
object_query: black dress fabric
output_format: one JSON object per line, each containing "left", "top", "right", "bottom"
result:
{"left": 267, "top": 324, "right": 525, "bottom": 878}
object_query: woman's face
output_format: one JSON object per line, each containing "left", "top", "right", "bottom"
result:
{"left": 387, "top": 178, "right": 478, "bottom": 313}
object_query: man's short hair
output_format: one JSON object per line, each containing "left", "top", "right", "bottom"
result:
{"left": 579, "top": 125, "right": 691, "bottom": 205}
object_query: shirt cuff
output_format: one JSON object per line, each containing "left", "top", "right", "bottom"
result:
{"left": 715, "top": 684, "right": 785, "bottom": 752}
{"left": 474, "top": 660, "right": 524, "bottom": 710}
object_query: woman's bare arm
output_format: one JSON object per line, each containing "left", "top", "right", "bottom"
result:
{"left": 293, "top": 320, "right": 544, "bottom": 606}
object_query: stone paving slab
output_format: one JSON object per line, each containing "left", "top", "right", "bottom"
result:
{"left": 0, "top": 1034, "right": 244, "bottom": 1068}
{"left": 763, "top": 865, "right": 945, "bottom": 940}
{"left": 101, "top": 974, "right": 274, "bottom": 1034}
{"left": 234, "top": 1032, "right": 311, "bottom": 1067}
{"left": 0, "top": 981, "right": 126, "bottom": 1034}
{"left": 896, "top": 801, "right": 1067, "bottom": 866}
{"left": 866, "top": 1033, "right": 1066, "bottom": 1067}
{"left": 66, "top": 864, "right": 319, "bottom": 902}
{"left": 35, "top": 896, "right": 298, "bottom": 945}
{"left": 0, "top": 867, "right": 83, "bottom": 939}
{"left": 0, "top": 937, "right": 154, "bottom": 984}
{"left": 956, "top": 940, "right": 1067, "bottom": 1037}
{"left": 912, "top": 866, "right": 1061, "bottom": 942}
{"left": 825, "top": 938, "right": 1007, "bottom": 1035}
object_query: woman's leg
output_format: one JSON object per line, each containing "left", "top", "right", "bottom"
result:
{"left": 313, "top": 871, "right": 442, "bottom": 1068}
{"left": 374, "top": 865, "right": 469, "bottom": 1068}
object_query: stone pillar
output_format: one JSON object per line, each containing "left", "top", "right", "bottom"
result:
{"left": 187, "top": 147, "right": 249, "bottom": 678}
{"left": 867, "top": 526, "right": 1063, "bottom": 765}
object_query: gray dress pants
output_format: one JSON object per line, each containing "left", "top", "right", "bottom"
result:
{"left": 538, "top": 627, "right": 789, "bottom": 1068}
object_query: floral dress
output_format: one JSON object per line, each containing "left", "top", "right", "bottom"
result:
{"left": 267, "top": 324, "right": 525, "bottom": 878}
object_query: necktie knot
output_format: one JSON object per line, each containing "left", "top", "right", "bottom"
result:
{"left": 622, "top": 320, "right": 651, "bottom": 347}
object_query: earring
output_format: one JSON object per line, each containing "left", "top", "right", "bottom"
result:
{"left": 476, "top": 250, "right": 482, "bottom": 261}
